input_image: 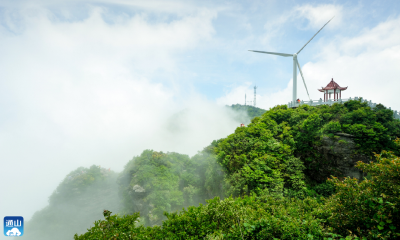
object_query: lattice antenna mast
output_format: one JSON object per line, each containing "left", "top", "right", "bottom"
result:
{"left": 254, "top": 86, "right": 257, "bottom": 107}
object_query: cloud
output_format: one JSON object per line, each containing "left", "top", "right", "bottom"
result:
{"left": 294, "top": 4, "right": 343, "bottom": 29}
{"left": 216, "top": 82, "right": 253, "bottom": 106}
{"left": 250, "top": 3, "right": 342, "bottom": 58}
{"left": 158, "top": 96, "right": 248, "bottom": 154}
{"left": 0, "top": 5, "right": 235, "bottom": 223}
{"left": 216, "top": 81, "right": 292, "bottom": 110}
{"left": 2, "top": 2, "right": 400, "bottom": 232}
{"left": 219, "top": 13, "right": 400, "bottom": 111}
{"left": 299, "top": 16, "right": 400, "bottom": 109}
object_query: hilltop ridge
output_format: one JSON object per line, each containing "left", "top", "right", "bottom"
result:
{"left": 26, "top": 99, "right": 400, "bottom": 239}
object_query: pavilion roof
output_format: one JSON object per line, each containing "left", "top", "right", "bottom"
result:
{"left": 318, "top": 78, "right": 347, "bottom": 92}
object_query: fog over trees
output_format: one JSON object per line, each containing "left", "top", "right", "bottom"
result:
{"left": 2, "top": 1, "right": 400, "bottom": 239}
{"left": 20, "top": 101, "right": 400, "bottom": 239}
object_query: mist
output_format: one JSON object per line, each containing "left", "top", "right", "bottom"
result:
{"left": 0, "top": 3, "right": 248, "bottom": 239}
{"left": 2, "top": 0, "right": 400, "bottom": 239}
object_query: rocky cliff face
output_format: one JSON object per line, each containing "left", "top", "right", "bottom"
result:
{"left": 318, "top": 134, "right": 372, "bottom": 180}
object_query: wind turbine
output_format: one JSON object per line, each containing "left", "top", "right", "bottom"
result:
{"left": 249, "top": 17, "right": 334, "bottom": 104}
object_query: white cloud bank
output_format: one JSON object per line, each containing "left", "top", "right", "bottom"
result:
{"left": 219, "top": 10, "right": 400, "bottom": 111}
{"left": 2, "top": 2, "right": 400, "bottom": 229}
{"left": 0, "top": 6, "right": 242, "bottom": 223}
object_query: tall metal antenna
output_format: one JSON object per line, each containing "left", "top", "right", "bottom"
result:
{"left": 254, "top": 86, "right": 257, "bottom": 107}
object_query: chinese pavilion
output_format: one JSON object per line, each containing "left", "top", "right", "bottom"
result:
{"left": 318, "top": 78, "right": 347, "bottom": 102}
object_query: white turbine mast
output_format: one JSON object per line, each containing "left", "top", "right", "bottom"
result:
{"left": 249, "top": 16, "right": 334, "bottom": 104}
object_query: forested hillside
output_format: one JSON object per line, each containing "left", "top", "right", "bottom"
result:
{"left": 23, "top": 104, "right": 263, "bottom": 240}
{"left": 24, "top": 166, "right": 121, "bottom": 240}
{"left": 27, "top": 99, "right": 400, "bottom": 239}
{"left": 228, "top": 104, "right": 267, "bottom": 119}
{"left": 117, "top": 148, "right": 225, "bottom": 226}
{"left": 74, "top": 99, "right": 399, "bottom": 239}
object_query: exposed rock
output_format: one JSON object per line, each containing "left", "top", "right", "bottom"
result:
{"left": 318, "top": 135, "right": 371, "bottom": 180}
{"left": 334, "top": 132, "right": 355, "bottom": 138}
{"left": 132, "top": 185, "right": 146, "bottom": 193}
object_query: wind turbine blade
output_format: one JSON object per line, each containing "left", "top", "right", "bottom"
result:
{"left": 296, "top": 58, "right": 311, "bottom": 101}
{"left": 297, "top": 16, "right": 334, "bottom": 55}
{"left": 249, "top": 50, "right": 293, "bottom": 57}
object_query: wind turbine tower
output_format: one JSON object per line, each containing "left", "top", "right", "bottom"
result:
{"left": 249, "top": 17, "right": 334, "bottom": 104}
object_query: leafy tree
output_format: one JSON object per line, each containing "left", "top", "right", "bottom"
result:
{"left": 75, "top": 100, "right": 400, "bottom": 240}
{"left": 75, "top": 196, "right": 328, "bottom": 240}
{"left": 191, "top": 139, "right": 226, "bottom": 200}
{"left": 117, "top": 148, "right": 226, "bottom": 226}
{"left": 215, "top": 114, "right": 305, "bottom": 197}
{"left": 323, "top": 138, "right": 400, "bottom": 239}
{"left": 74, "top": 210, "right": 143, "bottom": 240}
{"left": 262, "top": 100, "right": 400, "bottom": 182}
{"left": 228, "top": 104, "right": 267, "bottom": 121}
{"left": 25, "top": 165, "right": 120, "bottom": 240}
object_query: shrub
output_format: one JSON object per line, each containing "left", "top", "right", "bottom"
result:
{"left": 75, "top": 196, "right": 328, "bottom": 239}
{"left": 74, "top": 210, "right": 144, "bottom": 240}
{"left": 26, "top": 166, "right": 120, "bottom": 240}
{"left": 323, "top": 138, "right": 400, "bottom": 239}
{"left": 215, "top": 114, "right": 305, "bottom": 197}
{"left": 117, "top": 148, "right": 226, "bottom": 226}
{"left": 312, "top": 181, "right": 336, "bottom": 198}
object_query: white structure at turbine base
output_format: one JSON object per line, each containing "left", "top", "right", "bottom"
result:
{"left": 287, "top": 97, "right": 400, "bottom": 120}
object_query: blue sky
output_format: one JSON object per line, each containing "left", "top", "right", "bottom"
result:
{"left": 1, "top": 0, "right": 399, "bottom": 105}
{"left": 1, "top": 0, "right": 400, "bottom": 225}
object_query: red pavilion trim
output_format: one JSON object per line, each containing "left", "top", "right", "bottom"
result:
{"left": 318, "top": 78, "right": 347, "bottom": 92}
{"left": 318, "top": 78, "right": 347, "bottom": 102}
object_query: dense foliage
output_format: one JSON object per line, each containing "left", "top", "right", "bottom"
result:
{"left": 215, "top": 112, "right": 305, "bottom": 197}
{"left": 323, "top": 138, "right": 400, "bottom": 239}
{"left": 30, "top": 99, "right": 400, "bottom": 239}
{"left": 25, "top": 165, "right": 121, "bottom": 240}
{"left": 117, "top": 148, "right": 225, "bottom": 226}
{"left": 228, "top": 104, "right": 267, "bottom": 121}
{"left": 75, "top": 196, "right": 328, "bottom": 240}
{"left": 75, "top": 138, "right": 400, "bottom": 239}
{"left": 219, "top": 100, "right": 400, "bottom": 183}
